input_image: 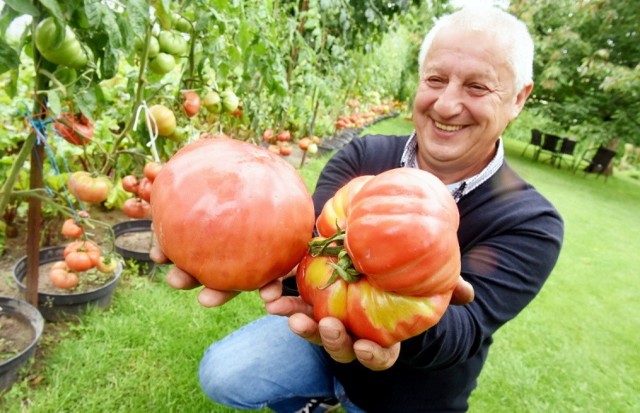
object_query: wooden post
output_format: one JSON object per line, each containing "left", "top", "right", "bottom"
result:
{"left": 24, "top": 16, "right": 49, "bottom": 307}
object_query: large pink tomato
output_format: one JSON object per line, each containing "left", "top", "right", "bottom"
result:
{"left": 151, "top": 137, "right": 315, "bottom": 291}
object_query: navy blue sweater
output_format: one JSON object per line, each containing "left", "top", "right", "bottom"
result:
{"left": 308, "top": 134, "right": 564, "bottom": 412}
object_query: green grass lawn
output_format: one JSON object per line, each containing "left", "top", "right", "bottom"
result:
{"left": 2, "top": 120, "right": 639, "bottom": 412}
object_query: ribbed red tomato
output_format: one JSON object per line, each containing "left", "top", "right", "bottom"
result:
{"left": 151, "top": 138, "right": 315, "bottom": 291}
{"left": 67, "top": 172, "right": 113, "bottom": 203}
{"left": 297, "top": 168, "right": 461, "bottom": 346}
{"left": 64, "top": 240, "right": 101, "bottom": 272}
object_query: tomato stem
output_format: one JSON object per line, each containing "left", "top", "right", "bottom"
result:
{"left": 308, "top": 228, "right": 361, "bottom": 288}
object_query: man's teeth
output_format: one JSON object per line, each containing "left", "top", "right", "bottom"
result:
{"left": 435, "top": 122, "right": 463, "bottom": 132}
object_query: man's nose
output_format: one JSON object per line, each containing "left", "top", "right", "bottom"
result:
{"left": 433, "top": 84, "right": 464, "bottom": 118}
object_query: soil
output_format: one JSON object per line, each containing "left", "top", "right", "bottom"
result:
{"left": 0, "top": 312, "right": 34, "bottom": 363}
{"left": 115, "top": 230, "right": 154, "bottom": 253}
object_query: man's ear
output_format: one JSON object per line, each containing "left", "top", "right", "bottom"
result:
{"left": 512, "top": 82, "right": 534, "bottom": 118}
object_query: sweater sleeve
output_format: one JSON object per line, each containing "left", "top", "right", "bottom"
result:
{"left": 398, "top": 165, "right": 564, "bottom": 368}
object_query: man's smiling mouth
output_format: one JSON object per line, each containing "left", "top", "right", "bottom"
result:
{"left": 435, "top": 121, "right": 464, "bottom": 132}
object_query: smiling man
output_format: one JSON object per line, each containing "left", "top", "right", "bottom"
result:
{"left": 153, "top": 5, "right": 564, "bottom": 412}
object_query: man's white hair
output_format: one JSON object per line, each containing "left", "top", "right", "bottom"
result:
{"left": 418, "top": 5, "right": 534, "bottom": 92}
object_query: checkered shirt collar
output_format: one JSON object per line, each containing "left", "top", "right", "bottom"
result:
{"left": 400, "top": 131, "right": 504, "bottom": 202}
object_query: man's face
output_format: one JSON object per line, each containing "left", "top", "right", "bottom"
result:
{"left": 413, "top": 27, "right": 532, "bottom": 183}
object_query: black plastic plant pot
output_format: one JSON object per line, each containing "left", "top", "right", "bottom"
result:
{"left": 12, "top": 246, "right": 122, "bottom": 322}
{"left": 0, "top": 296, "right": 44, "bottom": 391}
{"left": 112, "top": 219, "right": 154, "bottom": 267}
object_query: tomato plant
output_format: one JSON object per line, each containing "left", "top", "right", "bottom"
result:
{"left": 151, "top": 138, "right": 315, "bottom": 291}
{"left": 67, "top": 172, "right": 113, "bottom": 203}
{"left": 297, "top": 168, "right": 462, "bottom": 346}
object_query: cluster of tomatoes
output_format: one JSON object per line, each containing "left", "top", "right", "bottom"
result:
{"left": 261, "top": 129, "right": 320, "bottom": 156}
{"left": 121, "top": 161, "right": 163, "bottom": 219}
{"left": 52, "top": 213, "right": 118, "bottom": 290}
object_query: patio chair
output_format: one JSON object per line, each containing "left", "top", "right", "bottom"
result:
{"left": 521, "top": 129, "right": 543, "bottom": 158}
{"left": 552, "top": 137, "right": 578, "bottom": 169}
{"left": 534, "top": 133, "right": 562, "bottom": 164}
{"left": 573, "top": 145, "right": 617, "bottom": 181}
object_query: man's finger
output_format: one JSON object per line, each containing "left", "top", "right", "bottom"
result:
{"left": 319, "top": 317, "right": 356, "bottom": 364}
{"left": 197, "top": 288, "right": 239, "bottom": 307}
{"left": 451, "top": 276, "right": 474, "bottom": 305}
{"left": 353, "top": 340, "right": 400, "bottom": 371}
{"left": 165, "top": 266, "right": 201, "bottom": 290}
{"left": 289, "top": 313, "right": 322, "bottom": 345}
{"left": 149, "top": 245, "right": 170, "bottom": 264}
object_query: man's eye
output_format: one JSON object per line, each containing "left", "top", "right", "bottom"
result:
{"left": 426, "top": 77, "right": 445, "bottom": 86}
{"left": 468, "top": 84, "right": 489, "bottom": 95}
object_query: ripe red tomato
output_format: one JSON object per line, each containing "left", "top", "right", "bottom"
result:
{"left": 122, "top": 175, "right": 139, "bottom": 195}
{"left": 68, "top": 171, "right": 113, "bottom": 203}
{"left": 262, "top": 129, "right": 274, "bottom": 143}
{"left": 279, "top": 143, "right": 293, "bottom": 156}
{"left": 54, "top": 112, "right": 94, "bottom": 145}
{"left": 298, "top": 137, "right": 312, "bottom": 150}
{"left": 151, "top": 138, "right": 315, "bottom": 291}
{"left": 137, "top": 177, "right": 153, "bottom": 203}
{"left": 49, "top": 261, "right": 79, "bottom": 289}
{"left": 64, "top": 240, "right": 101, "bottom": 272}
{"left": 123, "top": 197, "right": 152, "bottom": 219}
{"left": 276, "top": 130, "right": 291, "bottom": 142}
{"left": 182, "top": 91, "right": 201, "bottom": 117}
{"left": 143, "top": 162, "right": 163, "bottom": 182}
{"left": 61, "top": 218, "right": 84, "bottom": 239}
{"left": 297, "top": 168, "right": 462, "bottom": 346}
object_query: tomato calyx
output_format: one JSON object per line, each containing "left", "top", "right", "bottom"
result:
{"left": 308, "top": 227, "right": 361, "bottom": 288}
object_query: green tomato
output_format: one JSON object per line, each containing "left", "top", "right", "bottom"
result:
{"left": 135, "top": 36, "right": 160, "bottom": 58}
{"left": 35, "top": 17, "right": 88, "bottom": 68}
{"left": 158, "top": 31, "right": 187, "bottom": 56}
{"left": 202, "top": 91, "right": 222, "bottom": 113}
{"left": 220, "top": 90, "right": 239, "bottom": 113}
{"left": 148, "top": 53, "right": 176, "bottom": 74}
{"left": 173, "top": 14, "right": 192, "bottom": 33}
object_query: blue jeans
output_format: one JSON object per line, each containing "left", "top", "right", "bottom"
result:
{"left": 198, "top": 315, "right": 366, "bottom": 413}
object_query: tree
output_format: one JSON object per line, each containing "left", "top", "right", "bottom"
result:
{"left": 513, "top": 0, "right": 640, "bottom": 148}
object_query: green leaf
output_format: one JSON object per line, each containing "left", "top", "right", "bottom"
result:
{"left": 123, "top": 0, "right": 150, "bottom": 41}
{"left": 100, "top": 44, "right": 119, "bottom": 79}
{"left": 100, "top": 7, "right": 122, "bottom": 48}
{"left": 0, "top": 37, "right": 20, "bottom": 74}
{"left": 153, "top": 0, "right": 172, "bottom": 30}
{"left": 75, "top": 88, "right": 97, "bottom": 117}
{"left": 4, "top": 0, "right": 39, "bottom": 16}
{"left": 47, "top": 90, "right": 61, "bottom": 114}
{"left": 38, "top": 0, "right": 65, "bottom": 22}
{"left": 84, "top": 0, "right": 102, "bottom": 28}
